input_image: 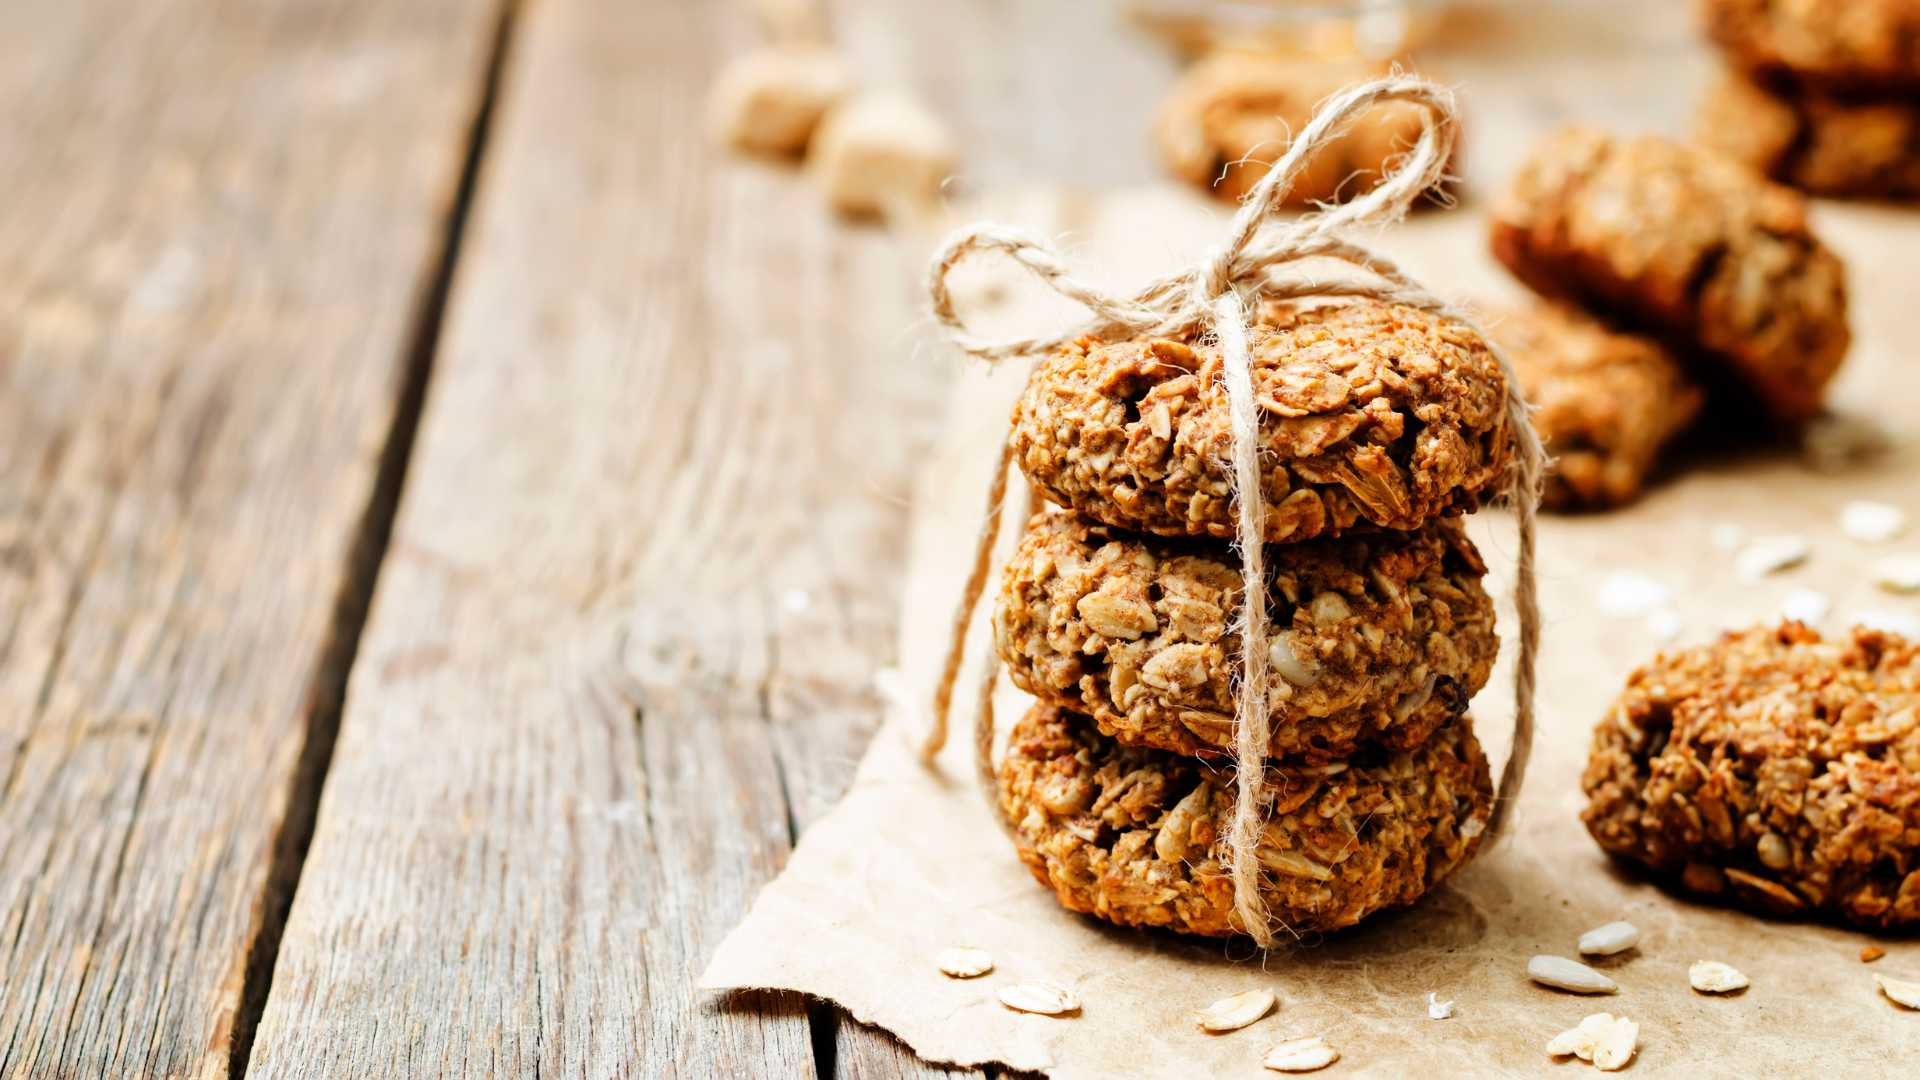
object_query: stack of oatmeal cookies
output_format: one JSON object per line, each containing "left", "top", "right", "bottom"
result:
{"left": 1696, "top": 0, "right": 1920, "bottom": 200}
{"left": 988, "top": 299, "right": 1519, "bottom": 938}
{"left": 1483, "top": 126, "right": 1852, "bottom": 510}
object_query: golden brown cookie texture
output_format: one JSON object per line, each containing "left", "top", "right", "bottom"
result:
{"left": 1582, "top": 623, "right": 1920, "bottom": 929}
{"left": 1008, "top": 299, "right": 1515, "bottom": 544}
{"left": 1153, "top": 54, "right": 1449, "bottom": 205}
{"left": 1698, "top": 71, "right": 1920, "bottom": 200}
{"left": 1490, "top": 127, "right": 1850, "bottom": 424}
{"left": 999, "top": 704, "right": 1493, "bottom": 938}
{"left": 1484, "top": 302, "right": 1704, "bottom": 510}
{"left": 1702, "top": 0, "right": 1920, "bottom": 91}
{"left": 994, "top": 508, "right": 1497, "bottom": 762}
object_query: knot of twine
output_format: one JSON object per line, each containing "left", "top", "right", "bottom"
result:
{"left": 920, "top": 75, "right": 1543, "bottom": 948}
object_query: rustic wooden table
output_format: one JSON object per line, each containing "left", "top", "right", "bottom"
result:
{"left": 0, "top": 1, "right": 1701, "bottom": 1076}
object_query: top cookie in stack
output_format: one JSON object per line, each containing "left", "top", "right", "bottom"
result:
{"left": 1695, "top": 0, "right": 1920, "bottom": 199}
{"left": 988, "top": 297, "right": 1517, "bottom": 937}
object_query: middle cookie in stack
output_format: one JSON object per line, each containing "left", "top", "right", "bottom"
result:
{"left": 990, "top": 298, "right": 1516, "bottom": 938}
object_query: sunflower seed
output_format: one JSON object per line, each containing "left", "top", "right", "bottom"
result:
{"left": 1426, "top": 991, "right": 1454, "bottom": 1020}
{"left": 1841, "top": 501, "right": 1906, "bottom": 542}
{"left": 935, "top": 947, "right": 993, "bottom": 979}
{"left": 998, "top": 983, "right": 1079, "bottom": 1015}
{"left": 1268, "top": 634, "right": 1322, "bottom": 687}
{"left": 1577, "top": 921, "right": 1640, "bottom": 957}
{"left": 1528, "top": 955, "right": 1617, "bottom": 994}
{"left": 1262, "top": 1036, "right": 1338, "bottom": 1072}
{"left": 1194, "top": 989, "right": 1276, "bottom": 1033}
{"left": 1876, "top": 973, "right": 1920, "bottom": 1009}
{"left": 1689, "top": 960, "right": 1748, "bottom": 994}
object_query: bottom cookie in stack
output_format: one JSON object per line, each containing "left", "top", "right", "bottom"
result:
{"left": 997, "top": 703, "right": 1493, "bottom": 938}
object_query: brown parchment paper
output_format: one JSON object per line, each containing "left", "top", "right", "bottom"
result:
{"left": 703, "top": 182, "right": 1920, "bottom": 1076}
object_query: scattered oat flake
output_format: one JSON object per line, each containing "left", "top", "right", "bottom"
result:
{"left": 1862, "top": 946, "right": 1886, "bottom": 963}
{"left": 1529, "top": 954, "right": 1618, "bottom": 994}
{"left": 1877, "top": 974, "right": 1920, "bottom": 1009}
{"left": 1873, "top": 554, "right": 1920, "bottom": 594}
{"left": 935, "top": 947, "right": 992, "bottom": 979}
{"left": 1736, "top": 535, "right": 1810, "bottom": 581}
{"left": 1781, "top": 587, "right": 1832, "bottom": 624}
{"left": 1426, "top": 991, "right": 1454, "bottom": 1020}
{"left": 1262, "top": 1036, "right": 1338, "bottom": 1073}
{"left": 998, "top": 983, "right": 1079, "bottom": 1016}
{"left": 1598, "top": 572, "right": 1671, "bottom": 616}
{"left": 1578, "top": 920, "right": 1640, "bottom": 957}
{"left": 1842, "top": 501, "right": 1906, "bottom": 542}
{"left": 1195, "top": 988, "right": 1276, "bottom": 1033}
{"left": 1855, "top": 609, "right": 1920, "bottom": 638}
{"left": 1547, "top": 1012, "right": 1637, "bottom": 1071}
{"left": 1646, "top": 609, "right": 1684, "bottom": 642}
{"left": 1689, "top": 960, "right": 1749, "bottom": 994}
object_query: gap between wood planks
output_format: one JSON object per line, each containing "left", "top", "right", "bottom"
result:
{"left": 224, "top": 5, "right": 523, "bottom": 1075}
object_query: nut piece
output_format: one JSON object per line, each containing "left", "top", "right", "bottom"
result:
{"left": 1528, "top": 955, "right": 1618, "bottom": 994}
{"left": 1547, "top": 1013, "right": 1638, "bottom": 1072}
{"left": 1736, "top": 535, "right": 1810, "bottom": 580}
{"left": 1876, "top": 973, "right": 1920, "bottom": 1010}
{"left": 1426, "top": 991, "right": 1454, "bottom": 1020}
{"left": 708, "top": 48, "right": 852, "bottom": 157}
{"left": 997, "top": 983, "right": 1080, "bottom": 1016}
{"left": 1862, "top": 946, "right": 1887, "bottom": 963}
{"left": 1689, "top": 960, "right": 1750, "bottom": 994}
{"left": 1577, "top": 920, "right": 1641, "bottom": 957}
{"left": 1262, "top": 1036, "right": 1339, "bottom": 1073}
{"left": 935, "top": 947, "right": 993, "bottom": 979}
{"left": 808, "top": 91, "right": 956, "bottom": 220}
{"left": 1842, "top": 501, "right": 1906, "bottom": 542}
{"left": 1194, "top": 988, "right": 1277, "bottom": 1033}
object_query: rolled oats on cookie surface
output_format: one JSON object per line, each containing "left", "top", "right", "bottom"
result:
{"left": 1009, "top": 299, "right": 1515, "bottom": 544}
{"left": 1490, "top": 128, "right": 1849, "bottom": 424}
{"left": 994, "top": 507, "right": 1497, "bottom": 762}
{"left": 999, "top": 704, "right": 1493, "bottom": 937}
{"left": 1582, "top": 622, "right": 1920, "bottom": 928}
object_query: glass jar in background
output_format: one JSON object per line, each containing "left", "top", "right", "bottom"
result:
{"left": 1125, "top": 0, "right": 1448, "bottom": 60}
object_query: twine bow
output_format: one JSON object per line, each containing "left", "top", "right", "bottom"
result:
{"left": 920, "top": 75, "right": 1543, "bottom": 948}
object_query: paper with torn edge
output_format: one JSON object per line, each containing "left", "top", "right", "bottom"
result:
{"left": 704, "top": 188, "right": 1920, "bottom": 1077}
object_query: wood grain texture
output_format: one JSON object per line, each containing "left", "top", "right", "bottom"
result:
{"left": 0, "top": 0, "right": 501, "bottom": 1076}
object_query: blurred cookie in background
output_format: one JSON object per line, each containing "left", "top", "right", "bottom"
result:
{"left": 1697, "top": 71, "right": 1920, "bottom": 200}
{"left": 1701, "top": 0, "right": 1920, "bottom": 93}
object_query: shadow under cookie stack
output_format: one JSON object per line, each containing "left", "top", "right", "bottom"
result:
{"left": 985, "top": 299, "right": 1521, "bottom": 940}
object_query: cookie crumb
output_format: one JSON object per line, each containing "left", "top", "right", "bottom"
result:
{"left": 1195, "top": 989, "right": 1277, "bottom": 1033}
{"left": 1861, "top": 946, "right": 1886, "bottom": 963}
{"left": 1426, "top": 991, "right": 1454, "bottom": 1020}
{"left": 1689, "top": 960, "right": 1749, "bottom": 994}
{"left": 1842, "top": 501, "right": 1906, "bottom": 542}
{"left": 1547, "top": 1013, "right": 1638, "bottom": 1071}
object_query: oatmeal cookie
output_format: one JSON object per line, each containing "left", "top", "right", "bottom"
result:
{"left": 1698, "top": 71, "right": 1920, "bottom": 199}
{"left": 1582, "top": 623, "right": 1920, "bottom": 929}
{"left": 1009, "top": 299, "right": 1515, "bottom": 543}
{"left": 1702, "top": 0, "right": 1920, "bottom": 91}
{"left": 995, "top": 508, "right": 1497, "bottom": 761}
{"left": 1153, "top": 54, "right": 1448, "bottom": 205}
{"left": 1485, "top": 302, "right": 1705, "bottom": 510}
{"left": 1490, "top": 127, "right": 1850, "bottom": 423}
{"left": 999, "top": 704, "right": 1493, "bottom": 937}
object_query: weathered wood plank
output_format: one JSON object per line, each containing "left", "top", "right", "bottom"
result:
{"left": 0, "top": 0, "right": 503, "bottom": 1076}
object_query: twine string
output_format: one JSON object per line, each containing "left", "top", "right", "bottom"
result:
{"left": 919, "top": 75, "right": 1543, "bottom": 947}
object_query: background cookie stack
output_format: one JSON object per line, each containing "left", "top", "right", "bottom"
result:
{"left": 1695, "top": 0, "right": 1920, "bottom": 200}
{"left": 986, "top": 298, "right": 1518, "bottom": 939}
{"left": 1484, "top": 124, "right": 1852, "bottom": 510}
